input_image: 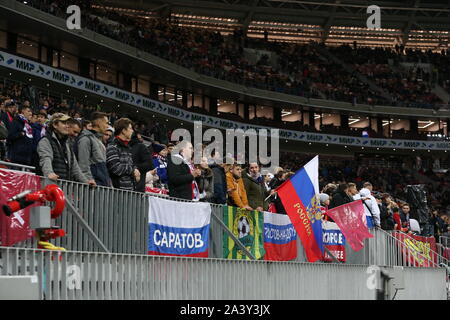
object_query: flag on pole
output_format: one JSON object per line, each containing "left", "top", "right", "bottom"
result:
{"left": 263, "top": 212, "right": 297, "bottom": 261}
{"left": 223, "top": 206, "right": 265, "bottom": 260}
{"left": 276, "top": 156, "right": 323, "bottom": 262}
{"left": 326, "top": 200, "right": 373, "bottom": 252}
{"left": 148, "top": 197, "right": 211, "bottom": 257}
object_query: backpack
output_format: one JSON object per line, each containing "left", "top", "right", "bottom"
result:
{"left": 74, "top": 133, "right": 91, "bottom": 160}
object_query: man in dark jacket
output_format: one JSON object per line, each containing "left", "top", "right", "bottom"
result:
{"left": 210, "top": 162, "right": 227, "bottom": 204}
{"left": 130, "top": 132, "right": 155, "bottom": 192}
{"left": 37, "top": 113, "right": 95, "bottom": 185}
{"left": 400, "top": 203, "right": 411, "bottom": 229}
{"left": 106, "top": 118, "right": 140, "bottom": 191}
{"left": 77, "top": 112, "right": 111, "bottom": 186}
{"left": 7, "top": 104, "right": 34, "bottom": 166}
{"left": 167, "top": 140, "right": 201, "bottom": 200}
{"left": 243, "top": 162, "right": 269, "bottom": 211}
{"left": 378, "top": 195, "right": 395, "bottom": 230}
{"left": 1, "top": 100, "right": 16, "bottom": 131}
{"left": 209, "top": 151, "right": 227, "bottom": 204}
{"left": 329, "top": 183, "right": 354, "bottom": 209}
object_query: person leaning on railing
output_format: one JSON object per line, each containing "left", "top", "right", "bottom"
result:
{"left": 106, "top": 118, "right": 140, "bottom": 191}
{"left": 37, "top": 113, "right": 96, "bottom": 186}
{"left": 76, "top": 112, "right": 113, "bottom": 187}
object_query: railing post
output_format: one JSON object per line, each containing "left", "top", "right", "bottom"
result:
{"left": 65, "top": 199, "right": 110, "bottom": 253}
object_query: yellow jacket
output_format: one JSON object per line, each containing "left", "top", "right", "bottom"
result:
{"left": 226, "top": 171, "right": 249, "bottom": 208}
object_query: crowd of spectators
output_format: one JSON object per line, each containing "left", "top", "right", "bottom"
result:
{"left": 296, "top": 154, "right": 449, "bottom": 241}
{"left": 21, "top": 0, "right": 450, "bottom": 110}
{"left": 1, "top": 78, "right": 449, "bottom": 250}
{"left": 328, "top": 44, "right": 446, "bottom": 109}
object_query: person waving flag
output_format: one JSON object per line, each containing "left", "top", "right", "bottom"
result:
{"left": 275, "top": 156, "right": 323, "bottom": 262}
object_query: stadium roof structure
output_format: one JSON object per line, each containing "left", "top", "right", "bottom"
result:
{"left": 94, "top": 0, "right": 450, "bottom": 50}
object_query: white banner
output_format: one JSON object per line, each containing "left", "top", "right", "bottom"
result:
{"left": 0, "top": 50, "right": 448, "bottom": 151}
{"left": 148, "top": 196, "right": 211, "bottom": 257}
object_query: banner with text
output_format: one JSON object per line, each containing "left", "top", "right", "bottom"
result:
{"left": 263, "top": 212, "right": 297, "bottom": 261}
{"left": 0, "top": 50, "right": 448, "bottom": 151}
{"left": 148, "top": 197, "right": 211, "bottom": 257}
{"left": 322, "top": 220, "right": 346, "bottom": 262}
{"left": 393, "top": 232, "right": 438, "bottom": 267}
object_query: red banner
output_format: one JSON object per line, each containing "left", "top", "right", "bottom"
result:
{"left": 326, "top": 201, "right": 373, "bottom": 252}
{"left": 393, "top": 232, "right": 438, "bottom": 267}
{"left": 0, "top": 169, "right": 41, "bottom": 246}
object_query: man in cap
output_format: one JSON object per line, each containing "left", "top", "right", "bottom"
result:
{"left": 1, "top": 100, "right": 17, "bottom": 130}
{"left": 37, "top": 113, "right": 95, "bottom": 185}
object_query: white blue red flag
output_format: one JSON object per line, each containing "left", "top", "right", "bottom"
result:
{"left": 148, "top": 197, "right": 211, "bottom": 257}
{"left": 322, "top": 220, "right": 346, "bottom": 262}
{"left": 263, "top": 212, "right": 297, "bottom": 261}
{"left": 276, "top": 156, "right": 324, "bottom": 262}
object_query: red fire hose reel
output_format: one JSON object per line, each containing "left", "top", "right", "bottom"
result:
{"left": 2, "top": 184, "right": 66, "bottom": 250}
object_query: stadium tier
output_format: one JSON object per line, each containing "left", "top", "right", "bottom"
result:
{"left": 0, "top": 0, "right": 449, "bottom": 302}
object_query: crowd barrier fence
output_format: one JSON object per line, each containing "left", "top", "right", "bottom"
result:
{"left": 0, "top": 246, "right": 447, "bottom": 300}
{"left": 0, "top": 168, "right": 448, "bottom": 269}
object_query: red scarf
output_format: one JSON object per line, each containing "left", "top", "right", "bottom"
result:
{"left": 116, "top": 136, "right": 129, "bottom": 146}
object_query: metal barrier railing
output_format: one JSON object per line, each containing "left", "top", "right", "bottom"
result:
{"left": 440, "top": 236, "right": 450, "bottom": 248}
{"left": 0, "top": 161, "right": 35, "bottom": 172}
{"left": 2, "top": 169, "right": 449, "bottom": 268}
{"left": 0, "top": 246, "right": 447, "bottom": 300}
{"left": 7, "top": 173, "right": 255, "bottom": 259}
{"left": 346, "top": 228, "right": 449, "bottom": 268}
{"left": 438, "top": 236, "right": 450, "bottom": 261}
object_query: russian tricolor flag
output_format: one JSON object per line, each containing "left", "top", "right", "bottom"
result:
{"left": 148, "top": 197, "right": 211, "bottom": 257}
{"left": 263, "top": 212, "right": 297, "bottom": 261}
{"left": 276, "top": 156, "right": 324, "bottom": 262}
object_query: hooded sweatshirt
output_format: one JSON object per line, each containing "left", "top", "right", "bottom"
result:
{"left": 76, "top": 129, "right": 111, "bottom": 186}
{"left": 359, "top": 188, "right": 380, "bottom": 227}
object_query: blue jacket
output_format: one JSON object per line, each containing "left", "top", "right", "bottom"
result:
{"left": 31, "top": 123, "right": 45, "bottom": 152}
{"left": 152, "top": 155, "right": 168, "bottom": 185}
{"left": 7, "top": 116, "right": 34, "bottom": 165}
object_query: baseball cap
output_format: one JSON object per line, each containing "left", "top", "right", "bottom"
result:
{"left": 5, "top": 100, "right": 16, "bottom": 107}
{"left": 50, "top": 113, "right": 71, "bottom": 123}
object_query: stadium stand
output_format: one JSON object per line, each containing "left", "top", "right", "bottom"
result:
{"left": 0, "top": 0, "right": 449, "bottom": 301}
